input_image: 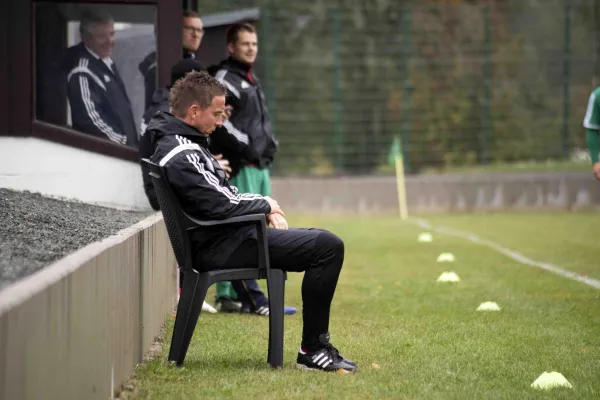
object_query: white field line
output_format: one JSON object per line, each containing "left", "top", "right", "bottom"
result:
{"left": 414, "top": 218, "right": 600, "bottom": 290}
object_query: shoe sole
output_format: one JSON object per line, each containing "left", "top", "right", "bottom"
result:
{"left": 296, "top": 363, "right": 323, "bottom": 371}
{"left": 296, "top": 363, "right": 358, "bottom": 373}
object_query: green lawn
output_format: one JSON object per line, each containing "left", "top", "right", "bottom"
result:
{"left": 129, "top": 213, "right": 600, "bottom": 400}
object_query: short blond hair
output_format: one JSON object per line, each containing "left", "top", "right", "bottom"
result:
{"left": 169, "top": 71, "right": 226, "bottom": 117}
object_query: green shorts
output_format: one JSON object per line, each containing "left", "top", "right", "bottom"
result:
{"left": 230, "top": 165, "right": 271, "bottom": 196}
{"left": 215, "top": 166, "right": 271, "bottom": 300}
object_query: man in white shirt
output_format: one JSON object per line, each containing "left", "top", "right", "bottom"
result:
{"left": 62, "top": 11, "right": 137, "bottom": 147}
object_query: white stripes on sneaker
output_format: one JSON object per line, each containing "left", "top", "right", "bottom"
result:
{"left": 255, "top": 306, "right": 270, "bottom": 315}
{"left": 311, "top": 351, "right": 333, "bottom": 368}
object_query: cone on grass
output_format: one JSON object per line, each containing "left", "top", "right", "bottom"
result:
{"left": 418, "top": 232, "right": 433, "bottom": 242}
{"left": 531, "top": 372, "right": 572, "bottom": 390}
{"left": 437, "top": 253, "right": 455, "bottom": 262}
{"left": 436, "top": 272, "right": 461, "bottom": 282}
{"left": 476, "top": 302, "right": 501, "bottom": 311}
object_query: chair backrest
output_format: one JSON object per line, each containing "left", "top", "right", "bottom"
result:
{"left": 143, "top": 159, "right": 193, "bottom": 272}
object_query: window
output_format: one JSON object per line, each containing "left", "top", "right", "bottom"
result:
{"left": 34, "top": 2, "right": 157, "bottom": 148}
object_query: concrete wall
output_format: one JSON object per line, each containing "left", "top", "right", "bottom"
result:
{"left": 0, "top": 214, "right": 176, "bottom": 400}
{"left": 0, "top": 137, "right": 152, "bottom": 210}
{"left": 271, "top": 171, "right": 600, "bottom": 215}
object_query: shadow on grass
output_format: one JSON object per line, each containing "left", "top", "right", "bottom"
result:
{"left": 170, "top": 355, "right": 276, "bottom": 372}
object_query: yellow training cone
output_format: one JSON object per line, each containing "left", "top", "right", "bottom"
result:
{"left": 437, "top": 253, "right": 455, "bottom": 262}
{"left": 531, "top": 372, "right": 572, "bottom": 390}
{"left": 436, "top": 272, "right": 461, "bottom": 282}
{"left": 418, "top": 232, "right": 433, "bottom": 242}
{"left": 476, "top": 302, "right": 501, "bottom": 311}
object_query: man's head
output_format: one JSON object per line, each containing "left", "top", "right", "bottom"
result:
{"left": 169, "top": 71, "right": 226, "bottom": 135}
{"left": 80, "top": 11, "right": 115, "bottom": 59}
{"left": 182, "top": 10, "right": 204, "bottom": 53}
{"left": 227, "top": 23, "right": 258, "bottom": 65}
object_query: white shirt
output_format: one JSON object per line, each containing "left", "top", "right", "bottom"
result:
{"left": 84, "top": 45, "right": 114, "bottom": 71}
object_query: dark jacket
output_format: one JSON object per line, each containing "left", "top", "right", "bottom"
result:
{"left": 139, "top": 49, "right": 196, "bottom": 111}
{"left": 147, "top": 112, "right": 271, "bottom": 266}
{"left": 139, "top": 88, "right": 170, "bottom": 210}
{"left": 212, "top": 57, "right": 278, "bottom": 171}
{"left": 62, "top": 43, "right": 137, "bottom": 147}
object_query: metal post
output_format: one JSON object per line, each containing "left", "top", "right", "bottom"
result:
{"left": 333, "top": 5, "right": 344, "bottom": 172}
{"left": 481, "top": 1, "right": 492, "bottom": 165}
{"left": 562, "top": 0, "right": 571, "bottom": 159}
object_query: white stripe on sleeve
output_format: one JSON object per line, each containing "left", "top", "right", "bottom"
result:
{"left": 214, "top": 69, "right": 241, "bottom": 99}
{"left": 79, "top": 75, "right": 126, "bottom": 144}
{"left": 222, "top": 120, "right": 250, "bottom": 144}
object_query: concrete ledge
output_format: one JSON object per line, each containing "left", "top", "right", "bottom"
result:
{"left": 0, "top": 214, "right": 176, "bottom": 400}
{"left": 271, "top": 172, "right": 600, "bottom": 215}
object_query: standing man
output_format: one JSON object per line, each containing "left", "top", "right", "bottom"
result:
{"left": 584, "top": 86, "right": 600, "bottom": 180}
{"left": 63, "top": 11, "right": 137, "bottom": 146}
{"left": 139, "top": 10, "right": 204, "bottom": 111}
{"left": 211, "top": 23, "right": 279, "bottom": 313}
{"left": 212, "top": 23, "right": 278, "bottom": 186}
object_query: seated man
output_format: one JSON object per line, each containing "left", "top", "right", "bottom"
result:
{"left": 147, "top": 71, "right": 357, "bottom": 372}
{"left": 140, "top": 59, "right": 296, "bottom": 316}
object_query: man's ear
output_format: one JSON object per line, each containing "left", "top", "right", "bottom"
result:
{"left": 188, "top": 104, "right": 198, "bottom": 119}
{"left": 227, "top": 42, "right": 235, "bottom": 54}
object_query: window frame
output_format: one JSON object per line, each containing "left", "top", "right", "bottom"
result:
{"left": 4, "top": 0, "right": 182, "bottom": 162}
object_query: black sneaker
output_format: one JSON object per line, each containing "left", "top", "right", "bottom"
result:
{"left": 215, "top": 297, "right": 241, "bottom": 313}
{"left": 296, "top": 333, "right": 358, "bottom": 372}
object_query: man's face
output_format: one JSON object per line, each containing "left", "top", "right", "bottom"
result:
{"left": 228, "top": 31, "right": 258, "bottom": 65}
{"left": 182, "top": 17, "right": 203, "bottom": 52}
{"left": 84, "top": 21, "right": 115, "bottom": 59}
{"left": 189, "top": 95, "right": 226, "bottom": 135}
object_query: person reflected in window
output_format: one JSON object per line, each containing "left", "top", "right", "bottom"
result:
{"left": 139, "top": 10, "right": 204, "bottom": 111}
{"left": 62, "top": 10, "right": 137, "bottom": 147}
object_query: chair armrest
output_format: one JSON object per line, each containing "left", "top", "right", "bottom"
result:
{"left": 187, "top": 213, "right": 270, "bottom": 273}
{"left": 186, "top": 213, "right": 267, "bottom": 228}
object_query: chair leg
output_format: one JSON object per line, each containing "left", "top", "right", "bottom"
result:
{"left": 266, "top": 269, "right": 285, "bottom": 368}
{"left": 168, "top": 270, "right": 210, "bottom": 366}
{"left": 168, "top": 270, "right": 197, "bottom": 364}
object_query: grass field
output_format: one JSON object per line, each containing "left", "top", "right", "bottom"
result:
{"left": 129, "top": 212, "right": 600, "bottom": 400}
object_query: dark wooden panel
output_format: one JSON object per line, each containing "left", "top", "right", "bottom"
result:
{"left": 35, "top": 2, "right": 68, "bottom": 126}
{"left": 42, "top": 0, "right": 159, "bottom": 4}
{"left": 157, "top": 0, "right": 182, "bottom": 88}
{"left": 9, "top": 0, "right": 33, "bottom": 136}
{"left": 0, "top": 0, "right": 9, "bottom": 135}
{"left": 196, "top": 25, "right": 229, "bottom": 68}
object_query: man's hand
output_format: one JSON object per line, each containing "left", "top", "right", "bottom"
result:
{"left": 594, "top": 163, "right": 600, "bottom": 181}
{"left": 264, "top": 196, "right": 285, "bottom": 216}
{"left": 214, "top": 154, "right": 232, "bottom": 178}
{"left": 268, "top": 213, "right": 288, "bottom": 230}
